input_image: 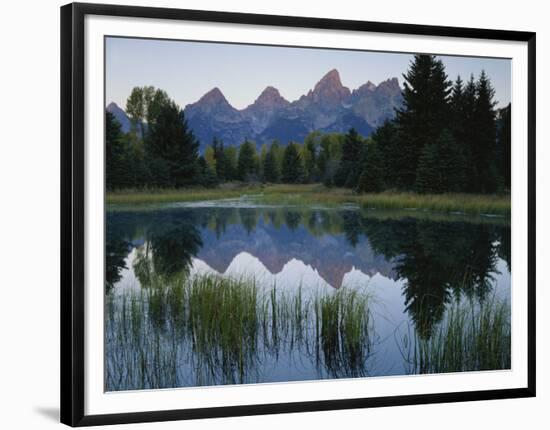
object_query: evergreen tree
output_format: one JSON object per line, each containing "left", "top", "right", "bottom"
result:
{"left": 105, "top": 110, "right": 128, "bottom": 189}
{"left": 447, "top": 75, "right": 470, "bottom": 192}
{"left": 237, "top": 140, "right": 258, "bottom": 181}
{"left": 317, "top": 133, "right": 344, "bottom": 187}
{"left": 461, "top": 74, "right": 479, "bottom": 191}
{"left": 258, "top": 143, "right": 269, "bottom": 181}
{"left": 224, "top": 146, "right": 238, "bottom": 180}
{"left": 146, "top": 99, "right": 200, "bottom": 187}
{"left": 334, "top": 128, "right": 363, "bottom": 188}
{"left": 212, "top": 138, "right": 228, "bottom": 181}
{"left": 371, "top": 120, "right": 400, "bottom": 189}
{"left": 196, "top": 156, "right": 218, "bottom": 187}
{"left": 303, "top": 131, "right": 321, "bottom": 182}
{"left": 269, "top": 140, "right": 284, "bottom": 174}
{"left": 263, "top": 143, "right": 280, "bottom": 183}
{"left": 437, "top": 129, "right": 467, "bottom": 192}
{"left": 281, "top": 142, "right": 304, "bottom": 183}
{"left": 395, "top": 55, "right": 452, "bottom": 189}
{"left": 123, "top": 133, "right": 149, "bottom": 188}
{"left": 416, "top": 129, "right": 466, "bottom": 193}
{"left": 450, "top": 76, "right": 467, "bottom": 144}
{"left": 357, "top": 140, "right": 384, "bottom": 193}
{"left": 472, "top": 70, "right": 500, "bottom": 192}
{"left": 498, "top": 103, "right": 511, "bottom": 189}
{"left": 415, "top": 143, "right": 440, "bottom": 194}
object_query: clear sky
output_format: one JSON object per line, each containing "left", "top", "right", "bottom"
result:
{"left": 106, "top": 36, "right": 511, "bottom": 110}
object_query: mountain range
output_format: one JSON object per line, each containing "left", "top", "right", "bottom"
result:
{"left": 194, "top": 219, "right": 397, "bottom": 288}
{"left": 107, "top": 69, "right": 403, "bottom": 149}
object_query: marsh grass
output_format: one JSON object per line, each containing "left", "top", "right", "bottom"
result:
{"left": 315, "top": 288, "right": 372, "bottom": 377}
{"left": 106, "top": 273, "right": 375, "bottom": 391}
{"left": 401, "top": 298, "right": 511, "bottom": 374}
{"left": 106, "top": 184, "right": 510, "bottom": 216}
{"left": 258, "top": 185, "right": 510, "bottom": 216}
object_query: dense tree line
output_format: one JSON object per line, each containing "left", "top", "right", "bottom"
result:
{"left": 107, "top": 56, "right": 510, "bottom": 193}
{"left": 361, "top": 55, "right": 511, "bottom": 194}
{"left": 106, "top": 86, "right": 214, "bottom": 190}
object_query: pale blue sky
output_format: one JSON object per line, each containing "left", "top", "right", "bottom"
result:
{"left": 106, "top": 37, "right": 511, "bottom": 110}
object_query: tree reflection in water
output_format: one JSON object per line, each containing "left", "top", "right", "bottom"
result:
{"left": 105, "top": 206, "right": 510, "bottom": 389}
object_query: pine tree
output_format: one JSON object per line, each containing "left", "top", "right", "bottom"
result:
{"left": 461, "top": 74, "right": 479, "bottom": 191}
{"left": 371, "top": 120, "right": 399, "bottom": 189}
{"left": 357, "top": 140, "right": 384, "bottom": 193}
{"left": 395, "top": 55, "right": 452, "bottom": 189}
{"left": 212, "top": 138, "right": 227, "bottom": 181}
{"left": 447, "top": 75, "right": 469, "bottom": 191}
{"left": 281, "top": 142, "right": 304, "bottom": 183}
{"left": 123, "top": 132, "right": 149, "bottom": 188}
{"left": 498, "top": 103, "right": 511, "bottom": 189}
{"left": 263, "top": 143, "right": 280, "bottom": 183}
{"left": 334, "top": 128, "right": 363, "bottom": 188}
{"left": 415, "top": 143, "right": 440, "bottom": 194}
{"left": 415, "top": 129, "right": 466, "bottom": 194}
{"left": 450, "top": 75, "right": 466, "bottom": 142}
{"left": 105, "top": 110, "right": 128, "bottom": 189}
{"left": 317, "top": 133, "right": 343, "bottom": 186}
{"left": 146, "top": 100, "right": 200, "bottom": 187}
{"left": 472, "top": 70, "right": 500, "bottom": 192}
{"left": 259, "top": 143, "right": 269, "bottom": 181}
{"left": 436, "top": 129, "right": 467, "bottom": 192}
{"left": 237, "top": 140, "right": 258, "bottom": 181}
{"left": 224, "top": 146, "right": 238, "bottom": 181}
{"left": 303, "top": 131, "right": 321, "bottom": 182}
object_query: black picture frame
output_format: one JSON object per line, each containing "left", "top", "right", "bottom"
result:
{"left": 60, "top": 2, "right": 536, "bottom": 426}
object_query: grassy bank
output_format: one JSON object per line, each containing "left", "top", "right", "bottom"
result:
{"left": 106, "top": 184, "right": 510, "bottom": 216}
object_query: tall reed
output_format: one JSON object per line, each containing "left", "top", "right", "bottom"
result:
{"left": 105, "top": 273, "right": 374, "bottom": 390}
{"left": 402, "top": 299, "right": 511, "bottom": 374}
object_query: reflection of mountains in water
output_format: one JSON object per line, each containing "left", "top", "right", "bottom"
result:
{"left": 191, "top": 251, "right": 378, "bottom": 291}
{"left": 195, "top": 221, "right": 397, "bottom": 288}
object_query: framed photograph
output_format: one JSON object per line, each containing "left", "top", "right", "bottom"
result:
{"left": 60, "top": 2, "right": 536, "bottom": 426}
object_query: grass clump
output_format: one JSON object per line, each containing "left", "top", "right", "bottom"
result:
{"left": 402, "top": 299, "right": 511, "bottom": 374}
{"left": 314, "top": 288, "right": 373, "bottom": 377}
{"left": 105, "top": 272, "right": 375, "bottom": 391}
{"left": 187, "top": 275, "right": 259, "bottom": 384}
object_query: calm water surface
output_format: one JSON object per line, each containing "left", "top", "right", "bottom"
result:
{"left": 105, "top": 203, "right": 511, "bottom": 391}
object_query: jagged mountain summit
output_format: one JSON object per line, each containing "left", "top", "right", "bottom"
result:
{"left": 107, "top": 69, "right": 403, "bottom": 149}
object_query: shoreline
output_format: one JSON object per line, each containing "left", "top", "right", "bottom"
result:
{"left": 106, "top": 184, "right": 511, "bottom": 216}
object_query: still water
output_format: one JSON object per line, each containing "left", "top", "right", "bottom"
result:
{"left": 105, "top": 203, "right": 511, "bottom": 391}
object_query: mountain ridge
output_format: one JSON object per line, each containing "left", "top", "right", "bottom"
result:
{"left": 107, "top": 69, "right": 403, "bottom": 148}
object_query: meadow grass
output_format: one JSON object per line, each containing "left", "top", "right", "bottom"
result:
{"left": 106, "top": 184, "right": 510, "bottom": 216}
{"left": 402, "top": 298, "right": 511, "bottom": 374}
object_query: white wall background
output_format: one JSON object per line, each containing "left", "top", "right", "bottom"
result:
{"left": 0, "top": 0, "right": 546, "bottom": 428}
